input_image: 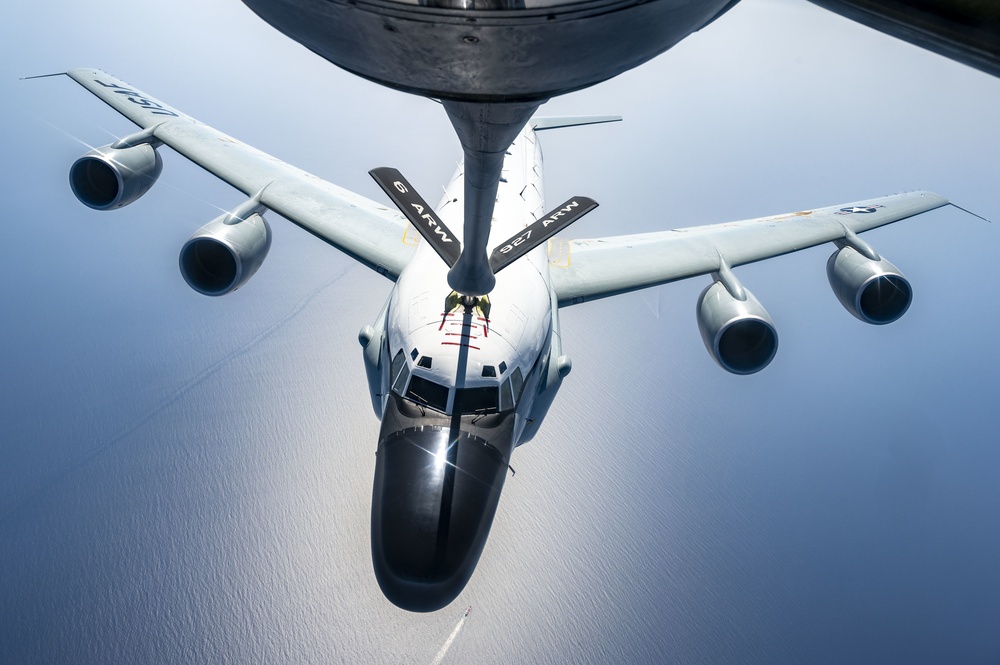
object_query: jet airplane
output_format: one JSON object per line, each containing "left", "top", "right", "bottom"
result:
{"left": 55, "top": 68, "right": 945, "bottom": 611}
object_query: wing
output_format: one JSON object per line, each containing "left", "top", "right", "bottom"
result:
{"left": 549, "top": 191, "right": 948, "bottom": 306}
{"left": 806, "top": 0, "right": 1000, "bottom": 80}
{"left": 64, "top": 68, "right": 415, "bottom": 278}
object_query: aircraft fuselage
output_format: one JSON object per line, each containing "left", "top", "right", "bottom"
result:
{"left": 363, "top": 124, "right": 568, "bottom": 611}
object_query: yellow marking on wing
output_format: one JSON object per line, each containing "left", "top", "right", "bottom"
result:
{"left": 402, "top": 223, "right": 420, "bottom": 246}
{"left": 547, "top": 238, "right": 571, "bottom": 268}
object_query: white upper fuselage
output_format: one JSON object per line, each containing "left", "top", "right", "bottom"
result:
{"left": 379, "top": 126, "right": 553, "bottom": 436}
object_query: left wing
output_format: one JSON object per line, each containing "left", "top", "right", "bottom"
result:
{"left": 549, "top": 191, "right": 948, "bottom": 306}
{"left": 63, "top": 68, "right": 416, "bottom": 278}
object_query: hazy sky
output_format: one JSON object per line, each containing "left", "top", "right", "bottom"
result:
{"left": 2, "top": 0, "right": 1000, "bottom": 663}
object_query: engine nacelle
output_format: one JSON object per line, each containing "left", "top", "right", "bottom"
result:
{"left": 69, "top": 143, "right": 162, "bottom": 210}
{"left": 827, "top": 246, "right": 912, "bottom": 324}
{"left": 697, "top": 280, "right": 778, "bottom": 375}
{"left": 179, "top": 212, "right": 271, "bottom": 296}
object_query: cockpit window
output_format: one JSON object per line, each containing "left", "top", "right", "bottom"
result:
{"left": 417, "top": 355, "right": 433, "bottom": 369}
{"left": 510, "top": 366, "right": 524, "bottom": 400}
{"left": 410, "top": 347, "right": 419, "bottom": 361}
{"left": 405, "top": 374, "right": 449, "bottom": 412}
{"left": 390, "top": 349, "right": 404, "bottom": 380}
{"left": 454, "top": 386, "right": 499, "bottom": 414}
{"left": 499, "top": 378, "right": 514, "bottom": 411}
{"left": 481, "top": 365, "right": 496, "bottom": 377}
{"left": 391, "top": 350, "right": 410, "bottom": 395}
{"left": 498, "top": 361, "right": 508, "bottom": 375}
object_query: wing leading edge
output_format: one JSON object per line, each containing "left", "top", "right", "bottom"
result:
{"left": 549, "top": 191, "right": 948, "bottom": 306}
{"left": 64, "top": 68, "right": 415, "bottom": 278}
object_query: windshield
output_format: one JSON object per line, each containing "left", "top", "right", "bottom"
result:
{"left": 391, "top": 347, "right": 525, "bottom": 415}
{"left": 454, "top": 386, "right": 500, "bottom": 414}
{"left": 405, "top": 374, "right": 450, "bottom": 412}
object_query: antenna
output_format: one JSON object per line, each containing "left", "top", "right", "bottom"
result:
{"left": 950, "top": 202, "right": 993, "bottom": 223}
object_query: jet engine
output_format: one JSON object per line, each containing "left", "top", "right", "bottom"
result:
{"left": 827, "top": 245, "right": 911, "bottom": 324}
{"left": 179, "top": 212, "right": 271, "bottom": 296}
{"left": 697, "top": 280, "right": 778, "bottom": 375}
{"left": 69, "top": 143, "right": 162, "bottom": 210}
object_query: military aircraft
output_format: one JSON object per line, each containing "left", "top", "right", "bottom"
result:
{"left": 55, "top": 68, "right": 946, "bottom": 611}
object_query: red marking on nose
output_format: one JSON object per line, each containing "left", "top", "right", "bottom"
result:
{"left": 441, "top": 341, "right": 480, "bottom": 350}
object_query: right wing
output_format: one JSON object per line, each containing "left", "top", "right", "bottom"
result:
{"left": 64, "top": 68, "right": 416, "bottom": 278}
{"left": 549, "top": 191, "right": 948, "bottom": 306}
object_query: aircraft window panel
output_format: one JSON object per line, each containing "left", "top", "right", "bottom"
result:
{"left": 511, "top": 366, "right": 524, "bottom": 399}
{"left": 410, "top": 347, "right": 419, "bottom": 361}
{"left": 499, "top": 378, "right": 513, "bottom": 411}
{"left": 392, "top": 361, "right": 410, "bottom": 395}
{"left": 418, "top": 356, "right": 433, "bottom": 369}
{"left": 454, "top": 386, "right": 499, "bottom": 414}
{"left": 499, "top": 361, "right": 508, "bottom": 375}
{"left": 405, "top": 374, "right": 449, "bottom": 412}
{"left": 390, "top": 349, "right": 405, "bottom": 384}
{"left": 481, "top": 365, "right": 496, "bottom": 378}
{"left": 520, "top": 360, "right": 540, "bottom": 400}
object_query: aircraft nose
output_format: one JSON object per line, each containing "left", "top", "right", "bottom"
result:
{"left": 371, "top": 425, "right": 509, "bottom": 612}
